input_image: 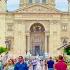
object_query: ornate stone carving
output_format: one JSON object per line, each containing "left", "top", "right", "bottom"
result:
{"left": 30, "top": 23, "right": 45, "bottom": 32}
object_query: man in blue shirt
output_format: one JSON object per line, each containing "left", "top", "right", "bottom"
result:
{"left": 14, "top": 56, "right": 28, "bottom": 70}
{"left": 47, "top": 57, "right": 54, "bottom": 70}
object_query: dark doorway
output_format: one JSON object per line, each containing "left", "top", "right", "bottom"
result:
{"left": 35, "top": 46, "right": 40, "bottom": 56}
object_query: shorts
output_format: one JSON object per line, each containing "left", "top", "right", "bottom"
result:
{"left": 48, "top": 68, "right": 54, "bottom": 70}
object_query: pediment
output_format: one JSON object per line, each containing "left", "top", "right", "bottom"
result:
{"left": 16, "top": 4, "right": 60, "bottom": 13}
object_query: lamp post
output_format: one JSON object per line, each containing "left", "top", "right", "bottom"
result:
{"left": 5, "top": 40, "right": 9, "bottom": 60}
{"left": 5, "top": 40, "right": 9, "bottom": 50}
{"left": 5, "top": 40, "right": 11, "bottom": 51}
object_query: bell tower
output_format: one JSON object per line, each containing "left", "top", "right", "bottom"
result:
{"left": 0, "top": 0, "right": 7, "bottom": 12}
{"left": 20, "top": 0, "right": 28, "bottom": 9}
{"left": 48, "top": 0, "right": 55, "bottom": 8}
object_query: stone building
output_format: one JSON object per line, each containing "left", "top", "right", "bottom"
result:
{"left": 0, "top": 0, "right": 70, "bottom": 57}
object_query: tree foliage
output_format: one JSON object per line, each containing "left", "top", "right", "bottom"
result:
{"left": 64, "top": 45, "right": 70, "bottom": 55}
{"left": 0, "top": 47, "right": 8, "bottom": 54}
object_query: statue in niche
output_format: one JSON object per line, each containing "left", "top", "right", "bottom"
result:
{"left": 30, "top": 23, "right": 45, "bottom": 32}
{"left": 32, "top": 25, "right": 42, "bottom": 32}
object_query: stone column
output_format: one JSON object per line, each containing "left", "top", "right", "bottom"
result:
{"left": 26, "top": 33, "right": 30, "bottom": 53}
{"left": 45, "top": 32, "right": 49, "bottom": 54}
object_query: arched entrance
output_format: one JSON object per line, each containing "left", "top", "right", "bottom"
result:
{"left": 30, "top": 23, "right": 45, "bottom": 56}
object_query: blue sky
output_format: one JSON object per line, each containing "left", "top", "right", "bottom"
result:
{"left": 7, "top": 0, "right": 68, "bottom": 11}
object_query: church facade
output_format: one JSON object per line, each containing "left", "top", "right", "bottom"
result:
{"left": 0, "top": 0, "right": 70, "bottom": 57}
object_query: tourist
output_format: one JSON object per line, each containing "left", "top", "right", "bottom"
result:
{"left": 44, "top": 59, "right": 47, "bottom": 70}
{"left": 29, "top": 59, "right": 33, "bottom": 70}
{"left": 14, "top": 56, "right": 28, "bottom": 70}
{"left": 55, "top": 55, "right": 67, "bottom": 70}
{"left": 40, "top": 60, "right": 44, "bottom": 70}
{"left": 0, "top": 60, "right": 3, "bottom": 70}
{"left": 25, "top": 58, "right": 30, "bottom": 67}
{"left": 13, "top": 58, "right": 18, "bottom": 64}
{"left": 47, "top": 57, "right": 54, "bottom": 70}
{"left": 4, "top": 59, "right": 14, "bottom": 70}
{"left": 31, "top": 58, "right": 37, "bottom": 70}
{"left": 36, "top": 59, "right": 41, "bottom": 70}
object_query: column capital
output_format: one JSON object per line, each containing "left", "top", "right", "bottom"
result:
{"left": 26, "top": 32, "right": 30, "bottom": 37}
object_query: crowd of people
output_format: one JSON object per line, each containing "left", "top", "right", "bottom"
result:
{"left": 0, "top": 55, "right": 68, "bottom": 70}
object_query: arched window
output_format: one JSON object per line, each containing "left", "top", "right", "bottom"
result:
{"left": 61, "top": 23, "right": 67, "bottom": 31}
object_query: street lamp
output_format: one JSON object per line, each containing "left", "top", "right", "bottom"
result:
{"left": 5, "top": 40, "right": 11, "bottom": 50}
{"left": 5, "top": 40, "right": 9, "bottom": 49}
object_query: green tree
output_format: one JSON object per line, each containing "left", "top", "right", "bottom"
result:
{"left": 0, "top": 47, "right": 8, "bottom": 54}
{"left": 64, "top": 45, "right": 70, "bottom": 55}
